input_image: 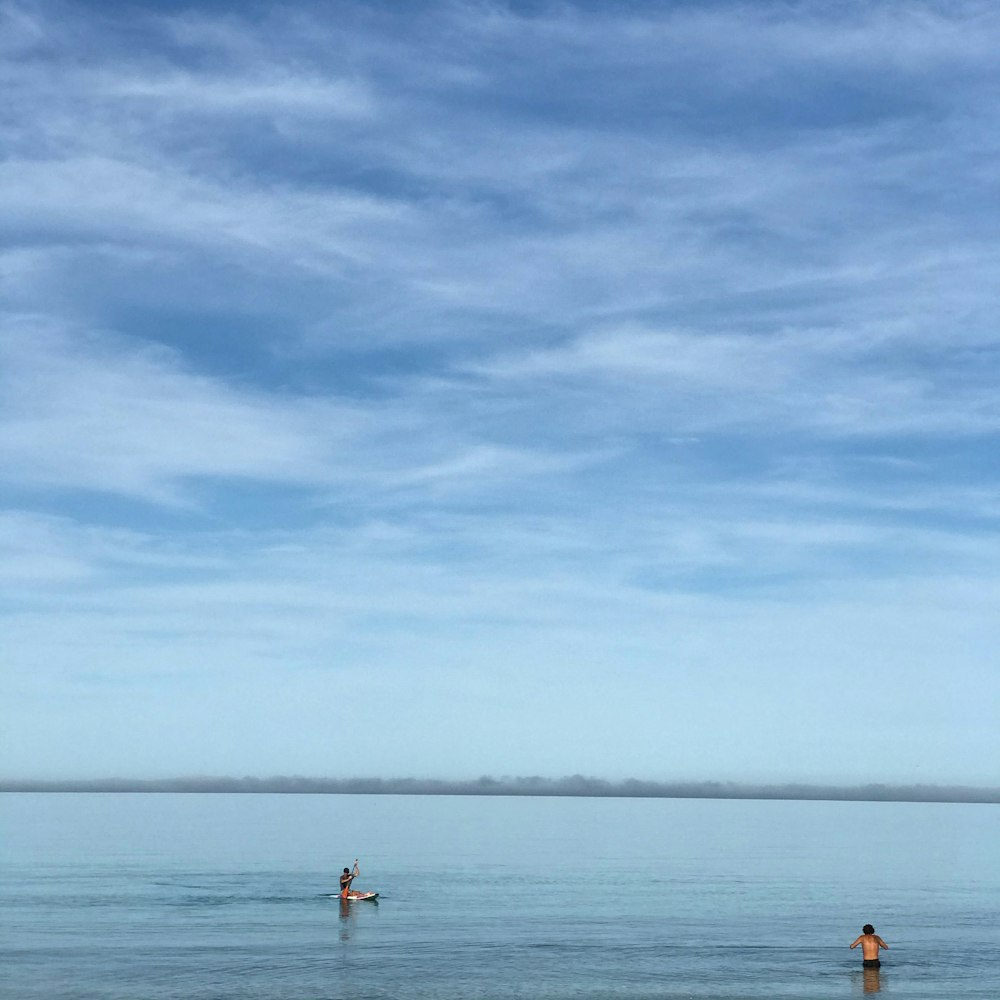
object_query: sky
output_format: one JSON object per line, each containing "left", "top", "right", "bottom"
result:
{"left": 2, "top": 0, "right": 999, "bottom": 787}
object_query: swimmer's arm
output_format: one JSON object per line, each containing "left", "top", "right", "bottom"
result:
{"left": 876, "top": 936, "right": 889, "bottom": 950}
{"left": 849, "top": 936, "right": 864, "bottom": 949}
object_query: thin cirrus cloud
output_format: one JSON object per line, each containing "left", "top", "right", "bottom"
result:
{"left": 0, "top": 324, "right": 351, "bottom": 503}
{"left": 96, "top": 72, "right": 376, "bottom": 118}
{"left": 0, "top": 321, "right": 587, "bottom": 507}
{"left": 0, "top": 157, "right": 404, "bottom": 275}
{"left": 3, "top": 2, "right": 997, "bottom": 355}
{"left": 464, "top": 322, "right": 1000, "bottom": 443}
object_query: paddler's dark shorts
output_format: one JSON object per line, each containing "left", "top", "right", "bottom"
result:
{"left": 863, "top": 959, "right": 881, "bottom": 969}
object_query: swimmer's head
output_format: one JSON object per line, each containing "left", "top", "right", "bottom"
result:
{"left": 344, "top": 868, "right": 351, "bottom": 874}
{"left": 863, "top": 924, "right": 875, "bottom": 935}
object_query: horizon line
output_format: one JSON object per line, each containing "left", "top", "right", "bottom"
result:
{"left": 2, "top": 775, "right": 998, "bottom": 804}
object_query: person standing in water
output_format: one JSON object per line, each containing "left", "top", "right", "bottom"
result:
{"left": 850, "top": 924, "right": 889, "bottom": 968}
{"left": 340, "top": 859, "right": 360, "bottom": 898}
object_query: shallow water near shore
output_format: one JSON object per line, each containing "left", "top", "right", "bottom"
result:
{"left": 2, "top": 793, "right": 998, "bottom": 999}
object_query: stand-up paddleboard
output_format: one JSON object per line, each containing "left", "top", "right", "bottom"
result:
{"left": 331, "top": 891, "right": 379, "bottom": 901}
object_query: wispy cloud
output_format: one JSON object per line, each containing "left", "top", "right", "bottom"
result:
{"left": 0, "top": 322, "right": 357, "bottom": 503}
{"left": 97, "top": 71, "right": 375, "bottom": 118}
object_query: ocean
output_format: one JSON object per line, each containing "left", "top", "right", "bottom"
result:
{"left": 1, "top": 793, "right": 997, "bottom": 999}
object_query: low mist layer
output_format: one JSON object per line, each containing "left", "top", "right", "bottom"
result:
{"left": 3, "top": 775, "right": 998, "bottom": 803}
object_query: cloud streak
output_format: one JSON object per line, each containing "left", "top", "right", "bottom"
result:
{"left": 0, "top": 322, "right": 361, "bottom": 503}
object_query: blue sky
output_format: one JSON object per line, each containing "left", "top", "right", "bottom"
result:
{"left": 2, "top": 0, "right": 999, "bottom": 785}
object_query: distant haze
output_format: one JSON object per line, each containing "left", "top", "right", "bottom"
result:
{"left": 3, "top": 776, "right": 998, "bottom": 804}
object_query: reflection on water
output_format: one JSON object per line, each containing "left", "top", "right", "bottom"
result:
{"left": 862, "top": 966, "right": 881, "bottom": 993}
{"left": 337, "top": 892, "right": 379, "bottom": 942}
{"left": 338, "top": 897, "right": 352, "bottom": 941}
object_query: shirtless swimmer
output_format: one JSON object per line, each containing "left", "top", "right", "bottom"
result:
{"left": 850, "top": 924, "right": 889, "bottom": 968}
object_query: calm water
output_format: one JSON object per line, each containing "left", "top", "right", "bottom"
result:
{"left": 1, "top": 793, "right": 998, "bottom": 999}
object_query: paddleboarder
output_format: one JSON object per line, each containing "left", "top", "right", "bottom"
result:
{"left": 340, "top": 859, "right": 360, "bottom": 898}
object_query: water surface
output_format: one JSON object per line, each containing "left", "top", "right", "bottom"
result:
{"left": 2, "top": 793, "right": 998, "bottom": 998}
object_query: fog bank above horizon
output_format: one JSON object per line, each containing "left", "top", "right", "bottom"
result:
{"left": 3, "top": 775, "right": 998, "bottom": 804}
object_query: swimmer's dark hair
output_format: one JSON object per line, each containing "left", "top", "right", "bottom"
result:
{"left": 343, "top": 868, "right": 351, "bottom": 874}
{"left": 862, "top": 924, "right": 875, "bottom": 935}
